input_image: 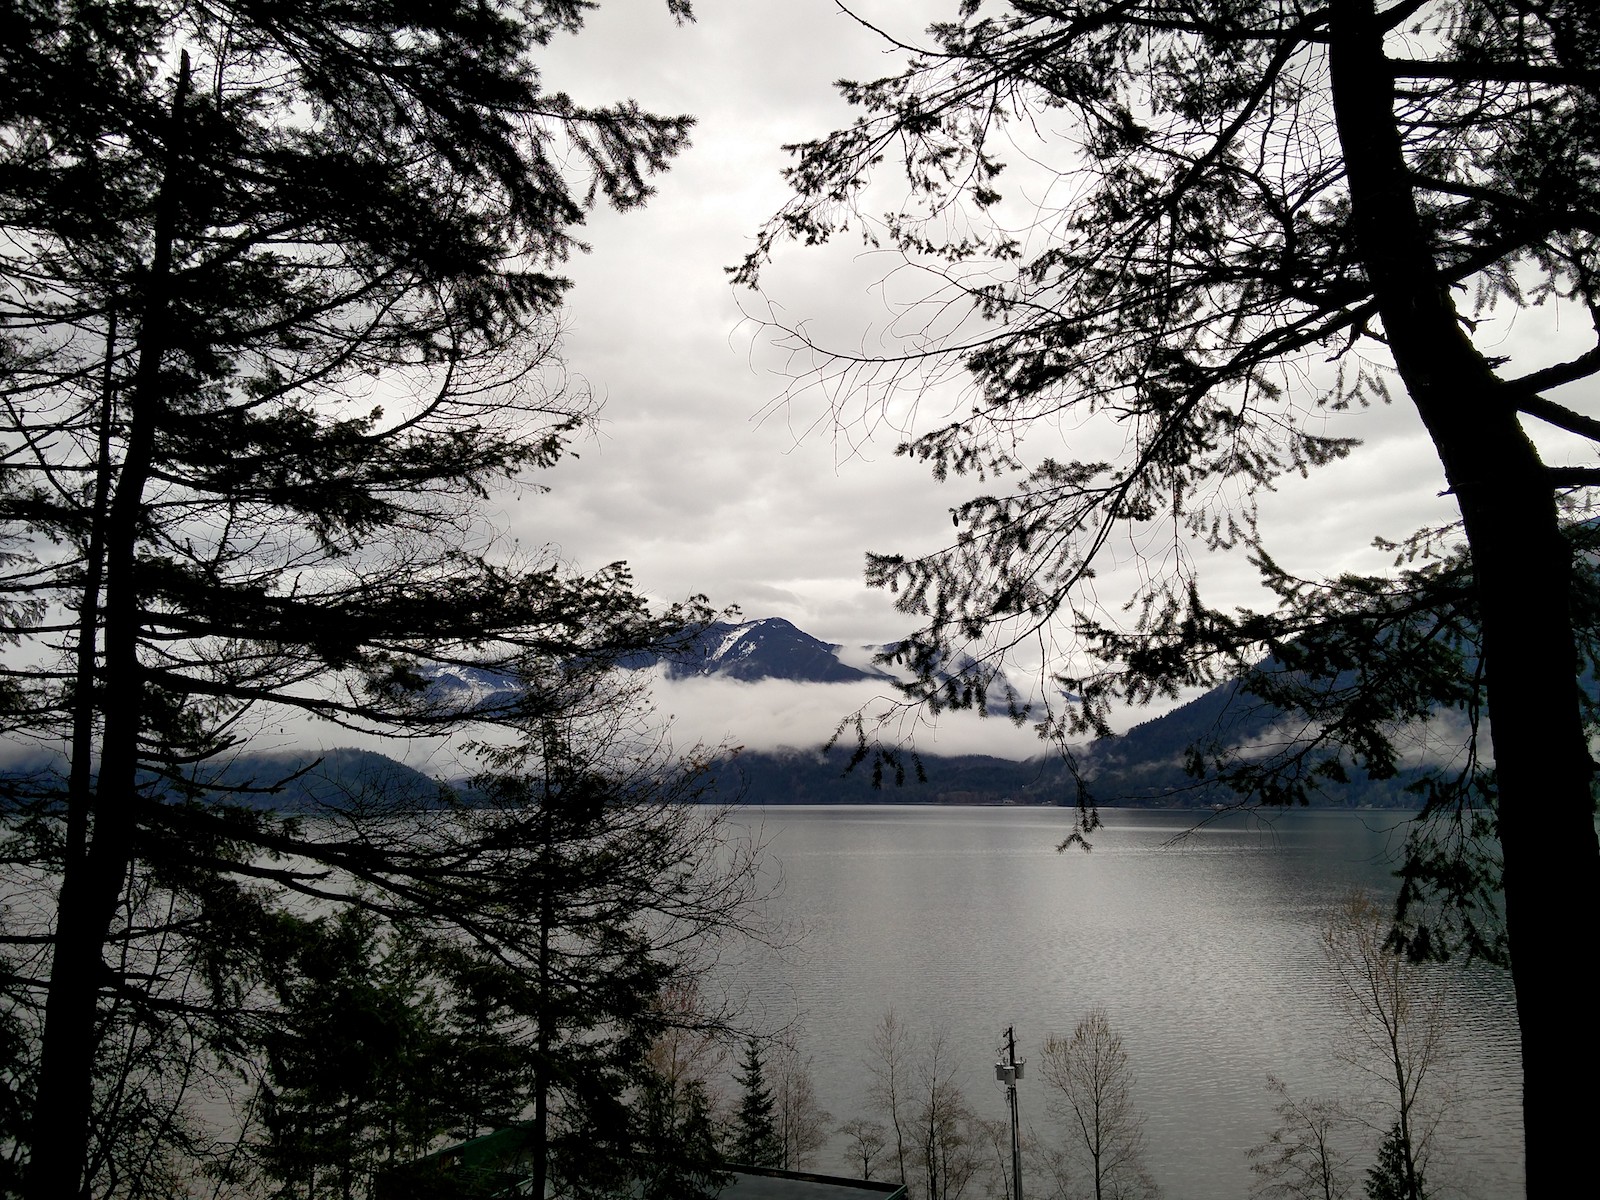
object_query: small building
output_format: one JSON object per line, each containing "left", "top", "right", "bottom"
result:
{"left": 719, "top": 1166, "right": 905, "bottom": 1200}
{"left": 376, "top": 1127, "right": 906, "bottom": 1200}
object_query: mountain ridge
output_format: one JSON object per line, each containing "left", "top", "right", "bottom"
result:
{"left": 2, "top": 618, "right": 1430, "bottom": 810}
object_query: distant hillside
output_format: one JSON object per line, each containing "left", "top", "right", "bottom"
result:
{"left": 201, "top": 748, "right": 448, "bottom": 811}
{"left": 167, "top": 748, "right": 446, "bottom": 812}
{"left": 1069, "top": 673, "right": 1435, "bottom": 808}
{"left": 2, "top": 615, "right": 1447, "bottom": 812}
{"left": 2, "top": 737, "right": 1421, "bottom": 814}
{"left": 711, "top": 747, "right": 1073, "bottom": 806}
{"left": 0, "top": 747, "right": 449, "bottom": 814}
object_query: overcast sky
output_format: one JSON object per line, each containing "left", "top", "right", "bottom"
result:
{"left": 430, "top": 1, "right": 1583, "bottom": 764}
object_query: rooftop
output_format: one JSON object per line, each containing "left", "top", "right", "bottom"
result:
{"left": 720, "top": 1167, "right": 905, "bottom": 1200}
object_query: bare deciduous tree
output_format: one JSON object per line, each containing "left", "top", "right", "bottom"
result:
{"left": 913, "top": 1031, "right": 983, "bottom": 1200}
{"left": 646, "top": 979, "right": 732, "bottom": 1100}
{"left": 1039, "top": 1009, "right": 1157, "bottom": 1200}
{"left": 973, "top": 1114, "right": 1022, "bottom": 1200}
{"left": 1321, "top": 894, "right": 1449, "bottom": 1200}
{"left": 868, "top": 1009, "right": 916, "bottom": 1187}
{"left": 771, "top": 1042, "right": 831, "bottom": 1171}
{"left": 1247, "top": 1077, "right": 1355, "bottom": 1200}
{"left": 859, "top": 1012, "right": 986, "bottom": 1200}
{"left": 839, "top": 1117, "right": 888, "bottom": 1181}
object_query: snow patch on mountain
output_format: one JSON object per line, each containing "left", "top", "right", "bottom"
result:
{"left": 425, "top": 664, "right": 522, "bottom": 709}
{"left": 715, "top": 625, "right": 754, "bottom": 661}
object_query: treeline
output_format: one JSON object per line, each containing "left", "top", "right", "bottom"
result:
{"left": 227, "top": 745, "right": 1441, "bottom": 811}
{"left": 720, "top": 748, "right": 1434, "bottom": 809}
{"left": 0, "top": 740, "right": 1435, "bottom": 816}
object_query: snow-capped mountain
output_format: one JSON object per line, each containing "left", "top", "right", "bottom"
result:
{"left": 417, "top": 616, "right": 1024, "bottom": 713}
{"left": 414, "top": 618, "right": 902, "bottom": 708}
{"left": 640, "top": 617, "right": 1035, "bottom": 723}
{"left": 656, "top": 617, "right": 898, "bottom": 684}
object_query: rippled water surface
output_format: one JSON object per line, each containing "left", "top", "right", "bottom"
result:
{"left": 719, "top": 806, "right": 1521, "bottom": 1200}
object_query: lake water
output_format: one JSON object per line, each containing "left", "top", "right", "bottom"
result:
{"left": 714, "top": 806, "right": 1522, "bottom": 1200}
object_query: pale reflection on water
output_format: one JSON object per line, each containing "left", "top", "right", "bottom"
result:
{"left": 720, "top": 806, "right": 1521, "bottom": 1200}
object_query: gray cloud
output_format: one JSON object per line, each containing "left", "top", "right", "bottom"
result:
{"left": 493, "top": 1, "right": 1587, "bottom": 757}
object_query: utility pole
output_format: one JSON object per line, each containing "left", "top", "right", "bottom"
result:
{"left": 996, "top": 1027, "right": 1024, "bottom": 1200}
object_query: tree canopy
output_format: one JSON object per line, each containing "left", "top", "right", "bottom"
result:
{"left": 740, "top": 2, "right": 1599, "bottom": 1195}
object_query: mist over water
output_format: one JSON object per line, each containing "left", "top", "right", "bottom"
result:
{"left": 718, "top": 806, "right": 1522, "bottom": 1200}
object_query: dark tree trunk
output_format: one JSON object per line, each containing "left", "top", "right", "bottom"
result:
{"left": 64, "top": 313, "right": 119, "bottom": 871}
{"left": 1328, "top": 4, "right": 1599, "bottom": 1196}
{"left": 531, "top": 781, "right": 553, "bottom": 1200}
{"left": 24, "top": 54, "right": 191, "bottom": 1200}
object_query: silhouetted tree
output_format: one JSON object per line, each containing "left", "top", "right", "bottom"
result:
{"left": 470, "top": 665, "right": 768, "bottom": 1198}
{"left": 251, "top": 667, "right": 769, "bottom": 1200}
{"left": 633, "top": 1070, "right": 729, "bottom": 1200}
{"left": 740, "top": 4, "right": 1598, "bottom": 1191}
{"left": 0, "top": 993, "right": 27, "bottom": 1195}
{"left": 0, "top": 1, "right": 704, "bottom": 1194}
{"left": 729, "top": 1038, "right": 781, "bottom": 1167}
{"left": 257, "top": 912, "right": 451, "bottom": 1200}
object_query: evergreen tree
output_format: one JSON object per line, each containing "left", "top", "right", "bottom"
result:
{"left": 546, "top": 991, "right": 733, "bottom": 1200}
{"left": 729, "top": 1038, "right": 781, "bottom": 1167}
{"left": 635, "top": 1072, "right": 730, "bottom": 1200}
{"left": 0, "top": 2, "right": 706, "bottom": 1195}
{"left": 455, "top": 667, "right": 768, "bottom": 1200}
{"left": 252, "top": 666, "right": 769, "bottom": 1200}
{"left": 257, "top": 912, "right": 453, "bottom": 1200}
{"left": 1364, "top": 1125, "right": 1423, "bottom": 1200}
